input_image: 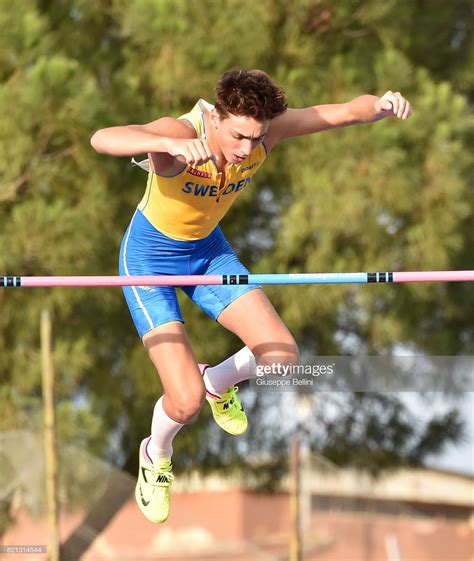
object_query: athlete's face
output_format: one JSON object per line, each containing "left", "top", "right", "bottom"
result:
{"left": 211, "top": 110, "right": 269, "bottom": 165}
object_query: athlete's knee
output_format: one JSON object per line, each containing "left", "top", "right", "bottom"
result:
{"left": 166, "top": 388, "right": 206, "bottom": 424}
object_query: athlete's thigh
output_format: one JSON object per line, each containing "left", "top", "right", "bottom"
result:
{"left": 119, "top": 211, "right": 204, "bottom": 405}
{"left": 142, "top": 322, "right": 205, "bottom": 407}
{"left": 217, "top": 288, "right": 298, "bottom": 359}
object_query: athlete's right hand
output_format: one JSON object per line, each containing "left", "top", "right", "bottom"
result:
{"left": 165, "top": 138, "right": 215, "bottom": 166}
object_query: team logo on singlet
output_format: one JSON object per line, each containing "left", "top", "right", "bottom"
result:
{"left": 188, "top": 167, "right": 212, "bottom": 178}
{"left": 241, "top": 162, "right": 258, "bottom": 173}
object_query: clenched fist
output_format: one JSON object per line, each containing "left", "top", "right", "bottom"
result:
{"left": 166, "top": 138, "right": 215, "bottom": 166}
{"left": 374, "top": 91, "right": 412, "bottom": 120}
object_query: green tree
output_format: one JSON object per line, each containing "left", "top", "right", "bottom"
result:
{"left": 0, "top": 1, "right": 471, "bottom": 510}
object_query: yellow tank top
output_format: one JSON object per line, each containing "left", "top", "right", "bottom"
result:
{"left": 136, "top": 99, "right": 267, "bottom": 240}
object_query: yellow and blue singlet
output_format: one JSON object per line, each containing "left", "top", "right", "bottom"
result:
{"left": 119, "top": 99, "right": 267, "bottom": 337}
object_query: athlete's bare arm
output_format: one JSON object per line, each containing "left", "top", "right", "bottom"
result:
{"left": 90, "top": 117, "right": 214, "bottom": 174}
{"left": 265, "top": 91, "right": 412, "bottom": 150}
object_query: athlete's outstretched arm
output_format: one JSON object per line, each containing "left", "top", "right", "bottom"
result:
{"left": 90, "top": 117, "right": 215, "bottom": 170}
{"left": 265, "top": 91, "right": 412, "bottom": 148}
{"left": 90, "top": 117, "right": 194, "bottom": 156}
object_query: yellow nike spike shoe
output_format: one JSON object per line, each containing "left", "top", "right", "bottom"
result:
{"left": 135, "top": 437, "right": 174, "bottom": 523}
{"left": 205, "top": 383, "right": 248, "bottom": 436}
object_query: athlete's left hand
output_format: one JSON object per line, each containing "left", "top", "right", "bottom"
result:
{"left": 374, "top": 91, "right": 412, "bottom": 120}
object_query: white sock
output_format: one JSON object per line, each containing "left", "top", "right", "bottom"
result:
{"left": 148, "top": 396, "right": 184, "bottom": 462}
{"left": 203, "top": 346, "right": 257, "bottom": 397}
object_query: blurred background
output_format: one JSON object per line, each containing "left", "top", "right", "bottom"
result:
{"left": 0, "top": 0, "right": 472, "bottom": 559}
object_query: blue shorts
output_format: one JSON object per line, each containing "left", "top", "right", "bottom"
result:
{"left": 119, "top": 210, "right": 260, "bottom": 338}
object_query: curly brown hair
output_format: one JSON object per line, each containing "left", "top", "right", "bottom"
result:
{"left": 215, "top": 68, "right": 287, "bottom": 121}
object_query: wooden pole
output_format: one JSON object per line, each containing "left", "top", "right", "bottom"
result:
{"left": 290, "top": 437, "right": 302, "bottom": 561}
{"left": 41, "top": 310, "right": 60, "bottom": 561}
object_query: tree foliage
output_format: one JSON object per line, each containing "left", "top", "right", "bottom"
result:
{"left": 0, "top": 1, "right": 472, "bottom": 495}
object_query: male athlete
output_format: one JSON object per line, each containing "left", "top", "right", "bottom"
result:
{"left": 91, "top": 68, "right": 412, "bottom": 523}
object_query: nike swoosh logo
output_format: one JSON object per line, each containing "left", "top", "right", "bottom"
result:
{"left": 139, "top": 483, "right": 150, "bottom": 507}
